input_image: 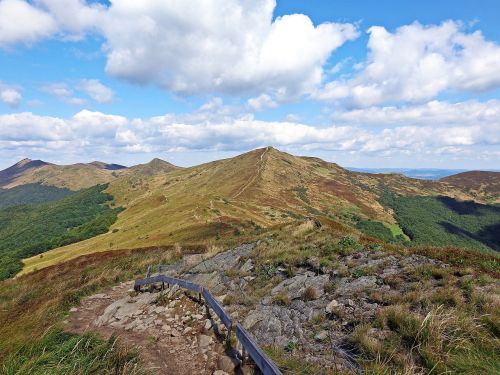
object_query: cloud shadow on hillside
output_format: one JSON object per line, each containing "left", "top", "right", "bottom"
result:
{"left": 440, "top": 221, "right": 500, "bottom": 252}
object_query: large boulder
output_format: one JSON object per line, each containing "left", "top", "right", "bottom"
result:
{"left": 270, "top": 273, "right": 329, "bottom": 300}
{"left": 189, "top": 243, "right": 255, "bottom": 273}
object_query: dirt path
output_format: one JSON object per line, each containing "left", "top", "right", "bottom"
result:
{"left": 232, "top": 147, "right": 268, "bottom": 199}
{"left": 66, "top": 281, "right": 241, "bottom": 375}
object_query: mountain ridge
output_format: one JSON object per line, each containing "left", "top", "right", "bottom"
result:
{"left": 19, "top": 147, "right": 500, "bottom": 274}
{"left": 0, "top": 157, "right": 178, "bottom": 190}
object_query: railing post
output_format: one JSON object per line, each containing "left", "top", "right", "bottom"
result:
{"left": 226, "top": 323, "right": 232, "bottom": 346}
{"left": 241, "top": 345, "right": 247, "bottom": 365}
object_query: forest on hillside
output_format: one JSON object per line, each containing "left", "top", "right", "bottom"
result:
{"left": 0, "top": 184, "right": 122, "bottom": 280}
{"left": 381, "top": 193, "right": 500, "bottom": 253}
{"left": 0, "top": 184, "right": 72, "bottom": 209}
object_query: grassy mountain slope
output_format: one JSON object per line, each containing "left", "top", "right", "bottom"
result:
{"left": 21, "top": 147, "right": 496, "bottom": 275}
{"left": 441, "top": 171, "right": 500, "bottom": 203}
{"left": 0, "top": 159, "right": 124, "bottom": 190}
{"left": 0, "top": 157, "right": 178, "bottom": 191}
{"left": 0, "top": 158, "right": 49, "bottom": 186}
{"left": 0, "top": 183, "right": 72, "bottom": 209}
{"left": 121, "top": 158, "right": 180, "bottom": 176}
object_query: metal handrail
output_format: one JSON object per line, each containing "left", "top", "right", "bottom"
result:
{"left": 134, "top": 266, "right": 282, "bottom": 375}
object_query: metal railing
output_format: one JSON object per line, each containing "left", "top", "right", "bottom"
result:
{"left": 134, "top": 266, "right": 282, "bottom": 375}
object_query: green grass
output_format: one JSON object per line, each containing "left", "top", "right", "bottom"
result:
{"left": 1, "top": 329, "right": 149, "bottom": 375}
{"left": 381, "top": 193, "right": 500, "bottom": 253}
{"left": 0, "top": 184, "right": 122, "bottom": 280}
{"left": 355, "top": 219, "right": 408, "bottom": 244}
{"left": 0, "top": 184, "right": 72, "bottom": 209}
{"left": 385, "top": 223, "right": 410, "bottom": 240}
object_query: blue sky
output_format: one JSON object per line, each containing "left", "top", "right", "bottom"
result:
{"left": 0, "top": 0, "right": 499, "bottom": 170}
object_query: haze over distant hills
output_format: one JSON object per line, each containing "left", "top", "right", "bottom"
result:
{"left": 347, "top": 167, "right": 499, "bottom": 180}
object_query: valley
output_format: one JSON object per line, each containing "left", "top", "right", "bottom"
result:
{"left": 0, "top": 147, "right": 498, "bottom": 374}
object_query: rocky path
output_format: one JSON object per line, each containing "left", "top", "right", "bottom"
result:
{"left": 66, "top": 281, "right": 242, "bottom": 375}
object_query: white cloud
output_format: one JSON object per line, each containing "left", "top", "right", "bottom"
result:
{"left": 99, "top": 0, "right": 358, "bottom": 97}
{"left": 79, "top": 79, "right": 114, "bottom": 103}
{"left": 1, "top": 1, "right": 358, "bottom": 98}
{"left": 41, "top": 83, "right": 86, "bottom": 105}
{"left": 1, "top": 100, "right": 498, "bottom": 163}
{"left": 0, "top": 0, "right": 56, "bottom": 47}
{"left": 316, "top": 21, "right": 500, "bottom": 106}
{"left": 247, "top": 94, "right": 278, "bottom": 112}
{"left": 36, "top": 0, "right": 104, "bottom": 39}
{"left": 0, "top": 84, "right": 22, "bottom": 107}
{"left": 42, "top": 80, "right": 114, "bottom": 105}
{"left": 330, "top": 100, "right": 500, "bottom": 127}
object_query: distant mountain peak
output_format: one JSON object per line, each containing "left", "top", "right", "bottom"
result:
{"left": 0, "top": 159, "right": 50, "bottom": 187}
{"left": 16, "top": 158, "right": 33, "bottom": 165}
{"left": 125, "top": 158, "right": 179, "bottom": 176}
{"left": 89, "top": 161, "right": 127, "bottom": 170}
{"left": 14, "top": 158, "right": 49, "bottom": 168}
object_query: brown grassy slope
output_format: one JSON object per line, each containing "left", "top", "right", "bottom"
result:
{"left": 441, "top": 171, "right": 500, "bottom": 203}
{"left": 0, "top": 158, "right": 178, "bottom": 190}
{"left": 0, "top": 246, "right": 180, "bottom": 359}
{"left": 119, "top": 158, "right": 179, "bottom": 177}
{"left": 0, "top": 158, "right": 50, "bottom": 186}
{"left": 21, "top": 147, "right": 483, "bottom": 275}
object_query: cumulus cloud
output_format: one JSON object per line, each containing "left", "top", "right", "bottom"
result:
{"left": 0, "top": 0, "right": 358, "bottom": 98}
{"left": 0, "top": 0, "right": 56, "bottom": 47}
{"left": 0, "top": 84, "right": 22, "bottom": 107}
{"left": 1, "top": 100, "right": 498, "bottom": 163}
{"left": 316, "top": 21, "right": 500, "bottom": 106}
{"left": 330, "top": 100, "right": 500, "bottom": 127}
{"left": 36, "top": 0, "right": 104, "bottom": 38}
{"left": 41, "top": 83, "right": 86, "bottom": 105}
{"left": 99, "top": 0, "right": 358, "bottom": 96}
{"left": 79, "top": 79, "right": 114, "bottom": 103}
{"left": 41, "top": 79, "right": 113, "bottom": 104}
{"left": 247, "top": 94, "right": 278, "bottom": 112}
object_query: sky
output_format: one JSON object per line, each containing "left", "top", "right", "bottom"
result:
{"left": 0, "top": 0, "right": 499, "bottom": 170}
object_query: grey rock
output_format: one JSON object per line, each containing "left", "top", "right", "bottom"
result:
{"left": 189, "top": 243, "right": 255, "bottom": 273}
{"left": 204, "top": 319, "right": 213, "bottom": 330}
{"left": 171, "top": 329, "right": 181, "bottom": 337}
{"left": 95, "top": 292, "right": 157, "bottom": 326}
{"left": 198, "top": 334, "right": 213, "bottom": 348}
{"left": 270, "top": 274, "right": 329, "bottom": 300}
{"left": 243, "top": 304, "right": 307, "bottom": 347}
{"left": 335, "top": 276, "right": 378, "bottom": 295}
{"left": 217, "top": 355, "right": 238, "bottom": 373}
{"left": 325, "top": 299, "right": 339, "bottom": 314}
{"left": 240, "top": 258, "right": 255, "bottom": 273}
{"left": 314, "top": 330, "right": 329, "bottom": 341}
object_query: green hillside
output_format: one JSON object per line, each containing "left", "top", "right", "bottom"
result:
{"left": 0, "top": 184, "right": 72, "bottom": 209}
{"left": 382, "top": 194, "right": 500, "bottom": 253}
{"left": 0, "top": 184, "right": 121, "bottom": 280}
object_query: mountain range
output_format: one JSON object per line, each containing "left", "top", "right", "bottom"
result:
{"left": 0, "top": 157, "right": 178, "bottom": 190}
{"left": 0, "top": 147, "right": 499, "bottom": 375}
{"left": 0, "top": 147, "right": 496, "bottom": 275}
